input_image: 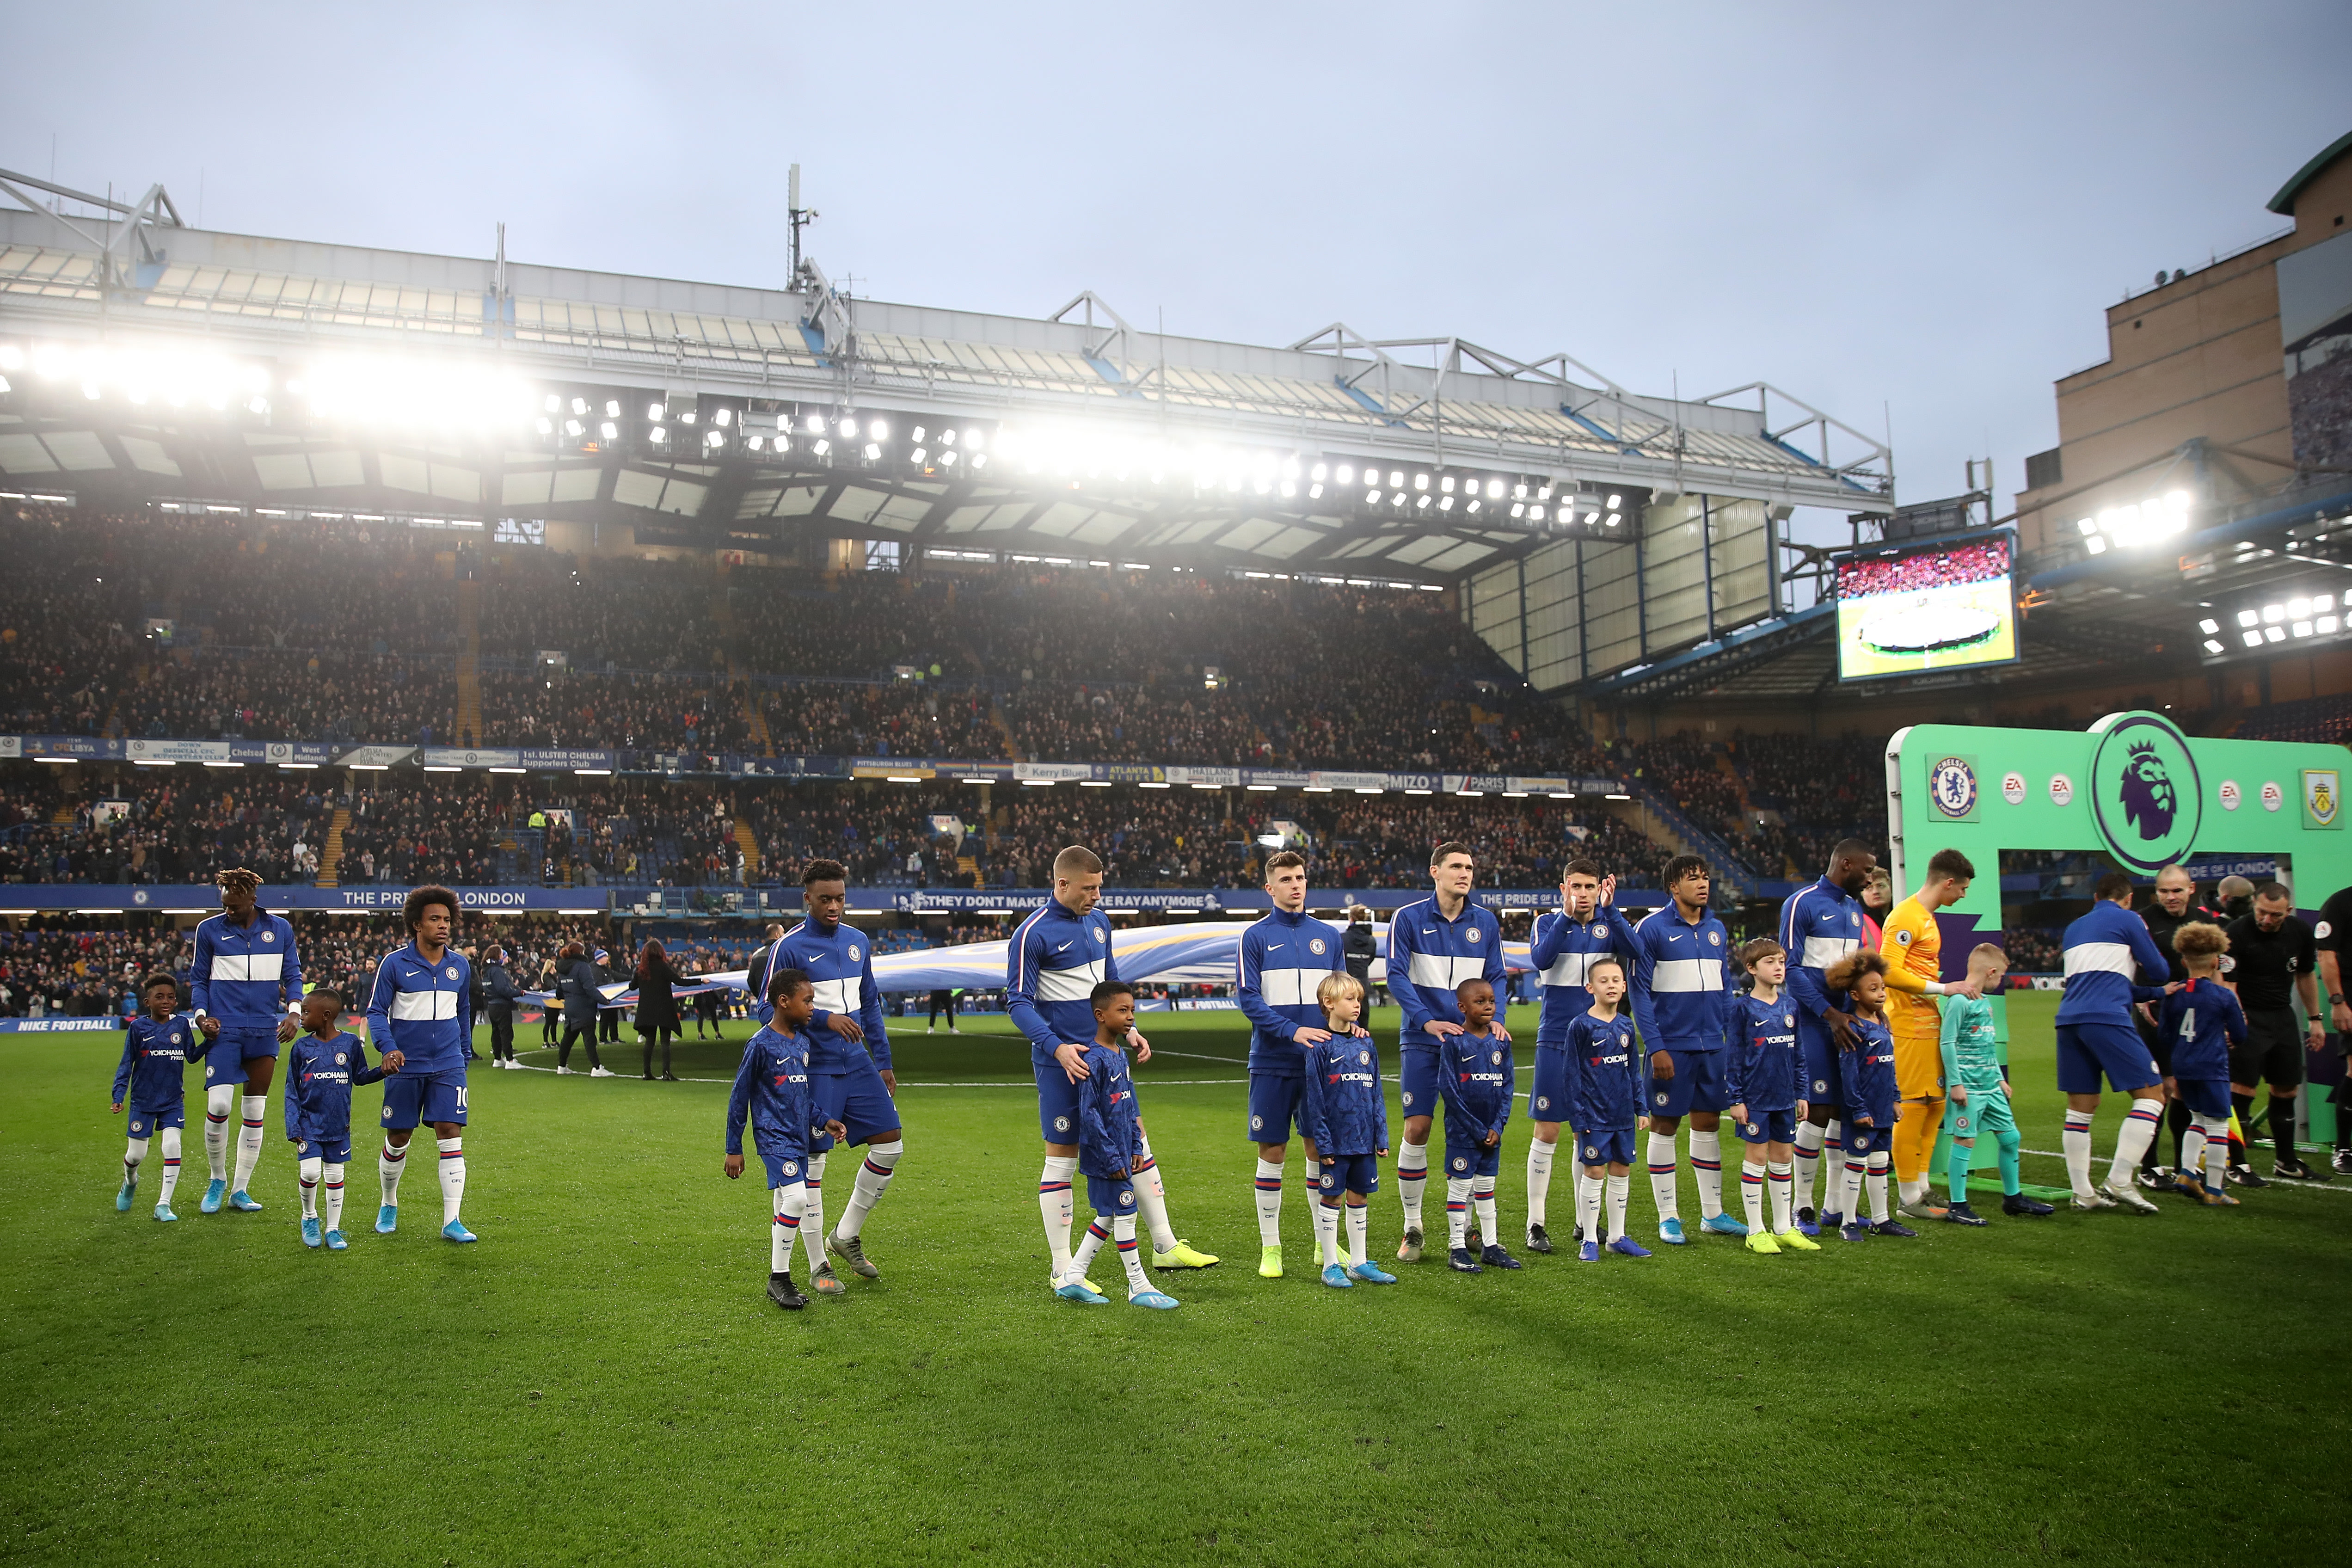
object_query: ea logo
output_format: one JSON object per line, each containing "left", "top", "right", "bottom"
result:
{"left": 1053, "top": 1115, "right": 1071, "bottom": 1132}
{"left": 848, "top": 946, "right": 862, "bottom": 963}
{"left": 1309, "top": 937, "right": 1326, "bottom": 955}
{"left": 2261, "top": 781, "right": 2284, "bottom": 812}
{"left": 2050, "top": 774, "right": 2075, "bottom": 807}
{"left": 1929, "top": 757, "right": 1977, "bottom": 818}
{"left": 2001, "top": 771, "right": 2027, "bottom": 806}
{"left": 2219, "top": 780, "right": 2242, "bottom": 812}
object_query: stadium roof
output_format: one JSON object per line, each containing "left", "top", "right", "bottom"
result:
{"left": 0, "top": 172, "right": 1892, "bottom": 583}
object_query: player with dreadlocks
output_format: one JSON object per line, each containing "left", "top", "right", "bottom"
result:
{"left": 188, "top": 868, "right": 304, "bottom": 1215}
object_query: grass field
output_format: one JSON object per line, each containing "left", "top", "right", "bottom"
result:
{"left": 5, "top": 991, "right": 2347, "bottom": 1566}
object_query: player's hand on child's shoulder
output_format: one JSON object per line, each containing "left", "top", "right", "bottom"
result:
{"left": 1055, "top": 1041, "right": 1093, "bottom": 1082}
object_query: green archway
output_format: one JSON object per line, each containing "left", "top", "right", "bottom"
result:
{"left": 1887, "top": 712, "right": 2349, "bottom": 1142}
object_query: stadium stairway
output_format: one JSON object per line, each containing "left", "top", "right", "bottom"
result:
{"left": 987, "top": 694, "right": 1021, "bottom": 759}
{"left": 710, "top": 565, "right": 774, "bottom": 756}
{"left": 1615, "top": 781, "right": 1756, "bottom": 902}
{"left": 313, "top": 807, "right": 351, "bottom": 887}
{"left": 454, "top": 581, "right": 483, "bottom": 747}
{"left": 732, "top": 812, "right": 761, "bottom": 880}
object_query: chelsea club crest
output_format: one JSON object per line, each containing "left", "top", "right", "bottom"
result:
{"left": 1929, "top": 756, "right": 1977, "bottom": 819}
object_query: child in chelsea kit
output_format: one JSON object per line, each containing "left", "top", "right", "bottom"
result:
{"left": 1725, "top": 939, "right": 1818, "bottom": 1254}
{"left": 1821, "top": 951, "right": 1910, "bottom": 1242}
{"left": 1300, "top": 972, "right": 1396, "bottom": 1289}
{"left": 283, "top": 987, "right": 399, "bottom": 1249}
{"left": 1439, "top": 977, "right": 1519, "bottom": 1274}
{"left": 1062, "top": 980, "right": 1181, "bottom": 1309}
{"left": 1564, "top": 955, "right": 1650, "bottom": 1260}
{"left": 112, "top": 972, "right": 198, "bottom": 1221}
{"left": 724, "top": 969, "right": 849, "bottom": 1311}
{"left": 2160, "top": 922, "right": 2246, "bottom": 1208}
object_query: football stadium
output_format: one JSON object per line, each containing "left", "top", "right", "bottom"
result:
{"left": 4, "top": 31, "right": 2351, "bottom": 1564}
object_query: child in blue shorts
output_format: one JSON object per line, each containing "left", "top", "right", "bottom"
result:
{"left": 1438, "top": 978, "right": 1518, "bottom": 1274}
{"left": 1726, "top": 939, "right": 1818, "bottom": 1254}
{"left": 1063, "top": 981, "right": 1180, "bottom": 1310}
{"left": 1823, "top": 951, "right": 1911, "bottom": 1242}
{"left": 111, "top": 972, "right": 198, "bottom": 1222}
{"left": 1301, "top": 972, "right": 1395, "bottom": 1289}
{"left": 282, "top": 987, "right": 398, "bottom": 1250}
{"left": 1565, "top": 955, "right": 1650, "bottom": 1260}
{"left": 2162, "top": 922, "right": 2246, "bottom": 1207}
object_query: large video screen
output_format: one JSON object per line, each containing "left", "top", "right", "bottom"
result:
{"left": 1835, "top": 534, "right": 2018, "bottom": 682}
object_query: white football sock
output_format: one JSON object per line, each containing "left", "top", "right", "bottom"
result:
{"left": 1114, "top": 1213, "right": 1151, "bottom": 1297}
{"left": 158, "top": 1127, "right": 183, "bottom": 1206}
{"left": 1865, "top": 1150, "right": 1890, "bottom": 1222}
{"left": 123, "top": 1136, "right": 147, "bottom": 1187}
{"left": 838, "top": 1139, "right": 901, "bottom": 1240}
{"left": 1577, "top": 1168, "right": 1605, "bottom": 1244}
{"left": 1769, "top": 1161, "right": 1793, "bottom": 1232}
{"left": 379, "top": 1140, "right": 409, "bottom": 1206}
{"left": 1072, "top": 1216, "right": 1111, "bottom": 1278}
{"left": 1646, "top": 1131, "right": 1680, "bottom": 1222}
{"left": 1346, "top": 1202, "right": 1368, "bottom": 1268}
{"left": 2109, "top": 1099, "right": 2164, "bottom": 1188}
{"left": 1689, "top": 1128, "right": 1725, "bottom": 1218}
{"left": 1397, "top": 1141, "right": 1428, "bottom": 1232}
{"left": 1445, "top": 1177, "right": 1472, "bottom": 1250}
{"left": 1572, "top": 1168, "right": 1592, "bottom": 1234}
{"left": 1526, "top": 1138, "right": 1555, "bottom": 1228}
{"left": 1740, "top": 1159, "right": 1767, "bottom": 1233}
{"left": 2197, "top": 1113, "right": 2229, "bottom": 1190}
{"left": 800, "top": 1153, "right": 828, "bottom": 1272}
{"left": 1305, "top": 1159, "right": 1339, "bottom": 1261}
{"left": 1604, "top": 1172, "right": 1630, "bottom": 1242}
{"left": 1793, "top": 1119, "right": 1825, "bottom": 1212}
{"left": 1472, "top": 1176, "right": 1498, "bottom": 1247}
{"left": 204, "top": 1084, "right": 234, "bottom": 1182}
{"left": 232, "top": 1094, "right": 266, "bottom": 1193}
{"left": 1253, "top": 1157, "right": 1285, "bottom": 1246}
{"left": 770, "top": 1181, "right": 805, "bottom": 1273}
{"left": 2063, "top": 1109, "right": 2096, "bottom": 1198}
{"left": 1038, "top": 1155, "right": 1077, "bottom": 1281}
{"left": 1319, "top": 1199, "right": 1344, "bottom": 1267}
{"left": 321, "top": 1162, "right": 345, "bottom": 1232}
{"left": 299, "top": 1155, "right": 322, "bottom": 1218}
{"left": 436, "top": 1136, "right": 466, "bottom": 1226}
{"left": 1132, "top": 1134, "right": 1178, "bottom": 1254}
{"left": 1838, "top": 1155, "right": 1864, "bottom": 1219}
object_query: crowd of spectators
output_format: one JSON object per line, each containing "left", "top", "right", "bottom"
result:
{"left": 1718, "top": 730, "right": 1888, "bottom": 877}
{"left": 2000, "top": 928, "right": 2061, "bottom": 972}
{"left": 0, "top": 924, "right": 185, "bottom": 1017}
{"left": 1833, "top": 539, "right": 2009, "bottom": 599}
{"left": 0, "top": 770, "right": 332, "bottom": 885}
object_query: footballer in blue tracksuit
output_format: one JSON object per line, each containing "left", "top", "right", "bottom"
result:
{"left": 2056, "top": 881, "right": 2170, "bottom": 1095}
{"left": 189, "top": 869, "right": 303, "bottom": 1212}
{"left": 1629, "top": 858, "right": 1745, "bottom": 1238}
{"left": 1236, "top": 876, "right": 1352, "bottom": 1150}
{"left": 1009, "top": 847, "right": 1215, "bottom": 1281}
{"left": 1777, "top": 847, "right": 1874, "bottom": 1110}
{"left": 1387, "top": 845, "right": 1507, "bottom": 1257}
{"left": 364, "top": 886, "right": 477, "bottom": 1242}
{"left": 111, "top": 973, "right": 198, "bottom": 1219}
{"left": 1527, "top": 863, "right": 1640, "bottom": 1128}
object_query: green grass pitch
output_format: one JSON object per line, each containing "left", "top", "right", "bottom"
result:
{"left": 4, "top": 991, "right": 2347, "bottom": 1566}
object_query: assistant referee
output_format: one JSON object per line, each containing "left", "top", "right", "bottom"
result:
{"left": 2223, "top": 882, "right": 2327, "bottom": 1183}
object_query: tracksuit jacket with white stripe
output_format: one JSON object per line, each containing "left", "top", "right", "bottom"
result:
{"left": 1779, "top": 874, "right": 1865, "bottom": 1033}
{"left": 1236, "top": 908, "right": 1345, "bottom": 1076}
{"left": 189, "top": 911, "right": 302, "bottom": 1034}
{"left": 1387, "top": 896, "right": 1505, "bottom": 1057}
{"left": 1006, "top": 898, "right": 1120, "bottom": 1065}
{"left": 365, "top": 941, "right": 475, "bottom": 1073}
{"left": 752, "top": 920, "right": 893, "bottom": 1074}
{"left": 2057, "top": 902, "right": 2171, "bottom": 1027}
{"left": 1529, "top": 905, "right": 1640, "bottom": 1048}
{"left": 1628, "top": 904, "right": 1733, "bottom": 1052}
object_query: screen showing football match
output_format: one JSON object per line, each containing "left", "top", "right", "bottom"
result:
{"left": 1834, "top": 534, "right": 2019, "bottom": 682}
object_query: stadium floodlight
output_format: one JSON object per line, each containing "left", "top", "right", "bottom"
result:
{"left": 1487, "top": 480, "right": 1504, "bottom": 500}
{"left": 714, "top": 407, "right": 733, "bottom": 428}
{"left": 1415, "top": 495, "right": 1430, "bottom": 509}
{"left": 748, "top": 436, "right": 764, "bottom": 451}
{"left": 1311, "top": 463, "right": 1328, "bottom": 482}
{"left": 864, "top": 443, "right": 881, "bottom": 460}
{"left": 2321, "top": 615, "right": 2342, "bottom": 634}
{"left": 423, "top": 764, "right": 462, "bottom": 774}
{"left": 1021, "top": 778, "right": 1057, "bottom": 787}
{"left": 1413, "top": 473, "right": 1431, "bottom": 492}
{"left": 2085, "top": 537, "right": 2107, "bottom": 554}
{"left": 544, "top": 394, "right": 561, "bottom": 413}
{"left": 1510, "top": 503, "right": 1524, "bottom": 519}
{"left": 564, "top": 419, "right": 583, "bottom": 437}
{"left": 536, "top": 418, "right": 553, "bottom": 435}
{"left": 1441, "top": 475, "right": 1456, "bottom": 494}
{"left": 2290, "top": 596, "right": 2313, "bottom": 617}
{"left": 1309, "top": 483, "right": 1324, "bottom": 498}
{"left": 2241, "top": 630, "right": 2264, "bottom": 647}
{"left": 940, "top": 428, "right": 957, "bottom": 446}
{"left": 1466, "top": 500, "right": 1480, "bottom": 514}
{"left": 813, "top": 439, "right": 830, "bottom": 455}
{"left": 650, "top": 425, "right": 668, "bottom": 443}
{"left": 839, "top": 418, "right": 860, "bottom": 439}
{"left": 604, "top": 400, "right": 620, "bottom": 418}
{"left": 2198, "top": 619, "right": 2220, "bottom": 634}
{"left": 1121, "top": 562, "right": 1151, "bottom": 570}
{"left": 2293, "top": 621, "right": 2314, "bottom": 638}
{"left": 648, "top": 402, "right": 665, "bottom": 420}
{"left": 1439, "top": 495, "right": 1454, "bottom": 510}
{"left": 0, "top": 346, "right": 19, "bottom": 370}
{"left": 1529, "top": 504, "right": 1545, "bottom": 521}
{"left": 966, "top": 429, "right": 986, "bottom": 451}
{"left": 1606, "top": 513, "right": 1622, "bottom": 527}
{"left": 1079, "top": 779, "right": 1112, "bottom": 787}
{"left": 599, "top": 421, "right": 618, "bottom": 440}
{"left": 911, "top": 447, "right": 927, "bottom": 464}
{"left": 2203, "top": 639, "right": 2225, "bottom": 654}
{"left": 570, "top": 398, "right": 588, "bottom": 416}
{"left": 1607, "top": 493, "right": 1622, "bottom": 508}
{"left": 1336, "top": 464, "right": 1355, "bottom": 484}
{"left": 1246, "top": 783, "right": 1277, "bottom": 792}
{"left": 2264, "top": 603, "right": 2285, "bottom": 621}
{"left": 1366, "top": 489, "right": 1382, "bottom": 505}
{"left": 2237, "top": 609, "right": 2259, "bottom": 627}
{"left": 2265, "top": 626, "right": 2285, "bottom": 643}
{"left": 1137, "top": 780, "right": 1171, "bottom": 788}
{"left": 806, "top": 414, "right": 827, "bottom": 434}
{"left": 132, "top": 757, "right": 175, "bottom": 767}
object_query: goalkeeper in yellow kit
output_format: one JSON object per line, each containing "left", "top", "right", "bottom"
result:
{"left": 1880, "top": 849, "right": 1984, "bottom": 1220}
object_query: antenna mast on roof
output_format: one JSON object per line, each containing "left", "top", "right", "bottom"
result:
{"left": 788, "top": 165, "right": 818, "bottom": 289}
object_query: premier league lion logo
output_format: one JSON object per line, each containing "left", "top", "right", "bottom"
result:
{"left": 2119, "top": 740, "right": 2177, "bottom": 841}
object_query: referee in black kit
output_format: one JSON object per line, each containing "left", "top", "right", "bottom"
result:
{"left": 2223, "top": 882, "right": 2328, "bottom": 1183}
{"left": 2315, "top": 882, "right": 2352, "bottom": 1175}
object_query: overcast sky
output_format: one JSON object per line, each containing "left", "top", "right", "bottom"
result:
{"left": 6, "top": 2, "right": 2346, "bottom": 535}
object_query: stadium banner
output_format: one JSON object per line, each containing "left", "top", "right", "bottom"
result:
{"left": 897, "top": 889, "right": 1224, "bottom": 913}
{"left": 0, "top": 1016, "right": 124, "bottom": 1033}
{"left": 422, "top": 746, "right": 522, "bottom": 769}
{"left": 1162, "top": 766, "right": 1241, "bottom": 787}
{"left": 729, "top": 754, "right": 850, "bottom": 777}
{"left": 333, "top": 744, "right": 417, "bottom": 767}
{"left": 520, "top": 748, "right": 616, "bottom": 771}
{"left": 1013, "top": 762, "right": 1094, "bottom": 783}
{"left": 0, "top": 885, "right": 604, "bottom": 912}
